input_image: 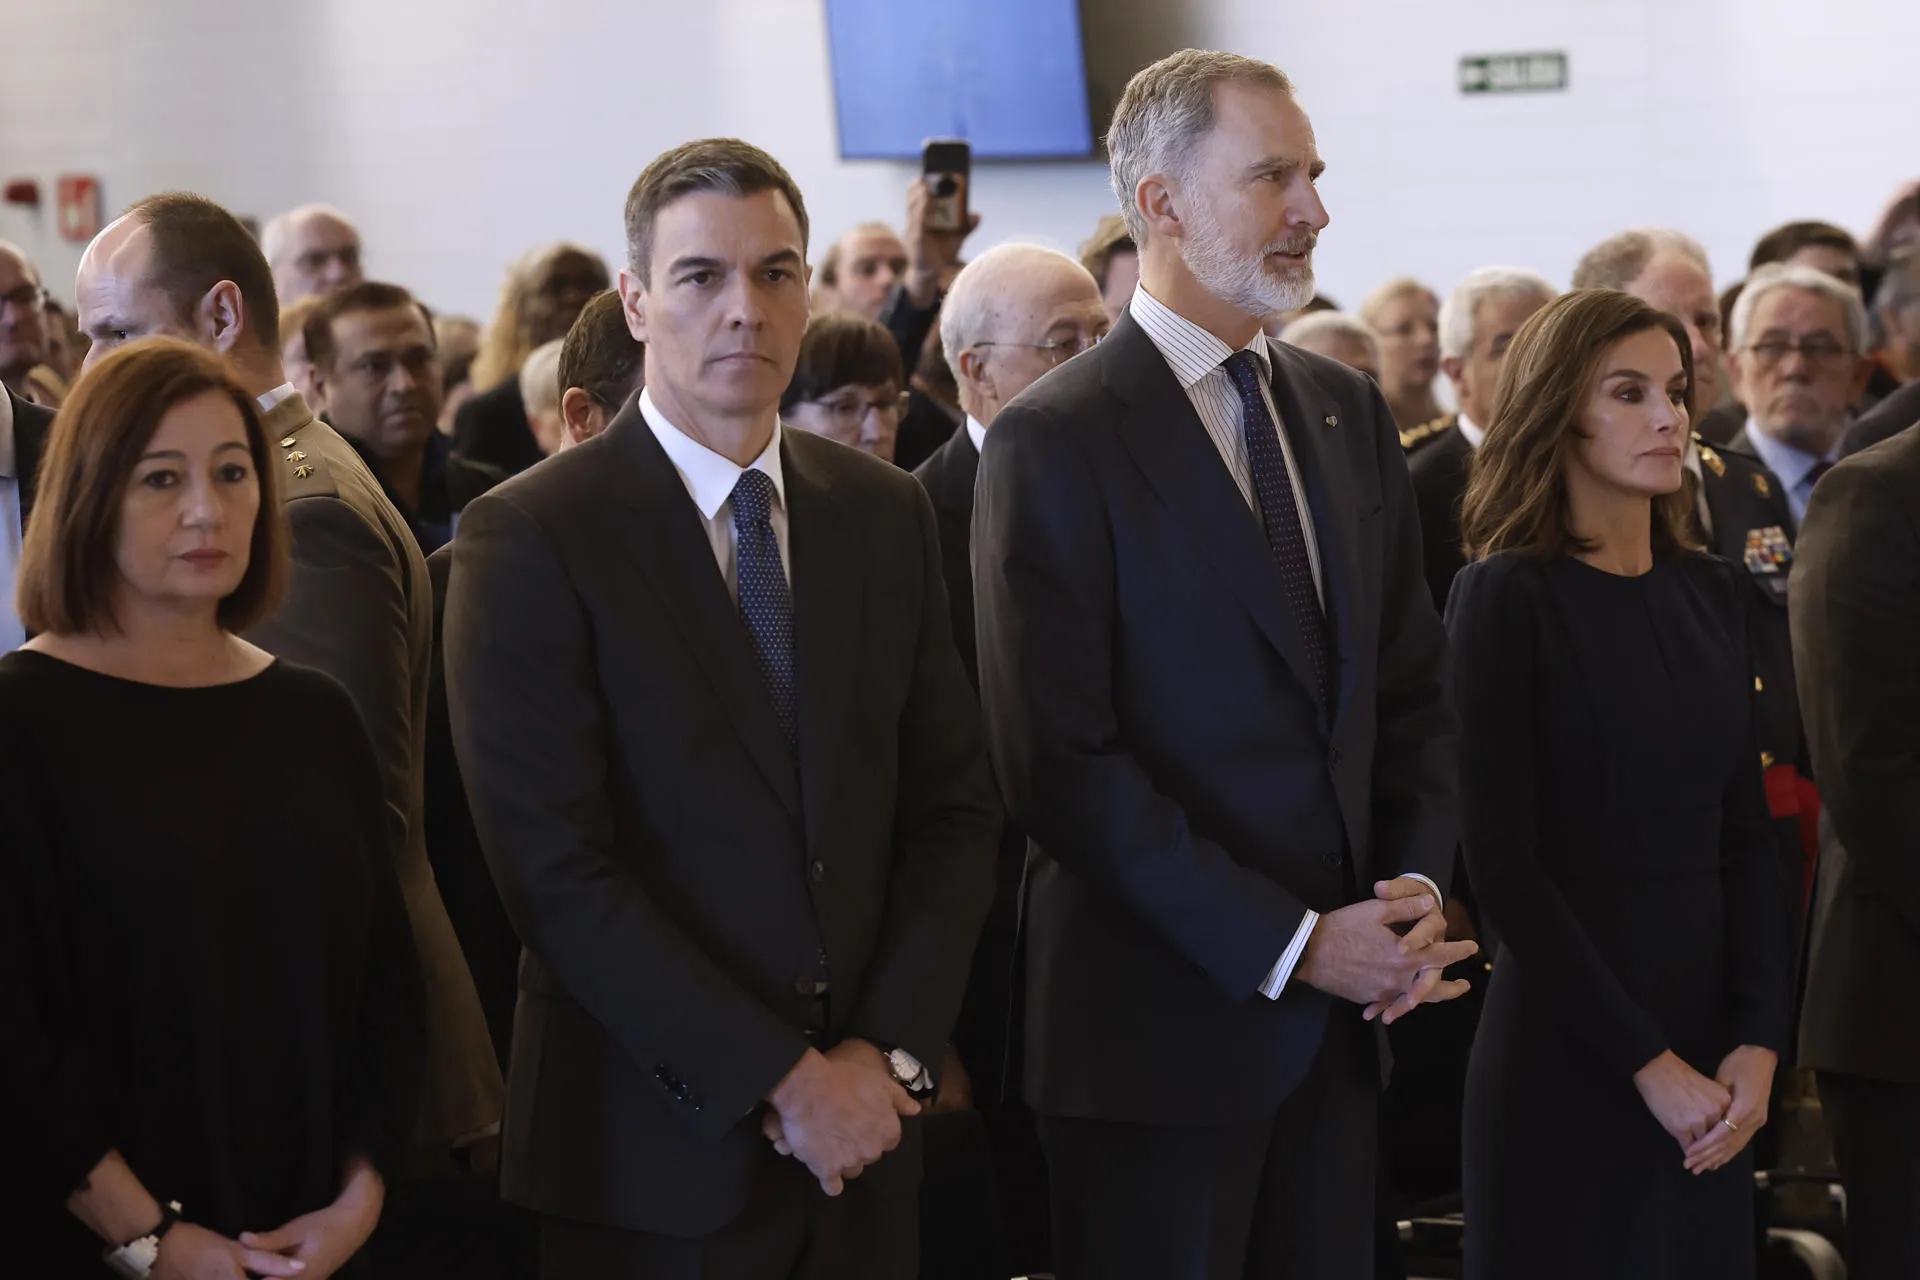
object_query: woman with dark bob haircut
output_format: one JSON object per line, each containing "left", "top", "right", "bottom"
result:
{"left": 780, "top": 312, "right": 908, "bottom": 463}
{"left": 1449, "top": 290, "right": 1787, "bottom": 1278}
{"left": 2, "top": 338, "right": 422, "bottom": 1279}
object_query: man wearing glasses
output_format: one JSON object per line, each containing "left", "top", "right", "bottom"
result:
{"left": 1726, "top": 262, "right": 1875, "bottom": 528}
{"left": 0, "top": 241, "right": 53, "bottom": 405}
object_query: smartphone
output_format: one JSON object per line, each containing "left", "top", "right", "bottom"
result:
{"left": 922, "top": 138, "right": 971, "bottom": 234}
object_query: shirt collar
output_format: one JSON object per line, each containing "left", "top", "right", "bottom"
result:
{"left": 639, "top": 387, "right": 785, "bottom": 520}
{"left": 965, "top": 415, "right": 987, "bottom": 456}
{"left": 1742, "top": 417, "right": 1834, "bottom": 490}
{"left": 1128, "top": 285, "right": 1272, "bottom": 390}
{"left": 1456, "top": 410, "right": 1485, "bottom": 450}
{"left": 0, "top": 386, "right": 15, "bottom": 480}
{"left": 257, "top": 382, "right": 298, "bottom": 414}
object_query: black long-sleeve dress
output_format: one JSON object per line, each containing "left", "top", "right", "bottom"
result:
{"left": 0, "top": 652, "right": 422, "bottom": 1271}
{"left": 1449, "top": 551, "right": 1788, "bottom": 1280}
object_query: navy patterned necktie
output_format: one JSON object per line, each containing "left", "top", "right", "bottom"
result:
{"left": 1222, "top": 349, "right": 1333, "bottom": 714}
{"left": 729, "top": 469, "right": 798, "bottom": 749}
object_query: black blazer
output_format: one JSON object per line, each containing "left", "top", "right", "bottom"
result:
{"left": 445, "top": 407, "right": 1000, "bottom": 1234}
{"left": 10, "top": 385, "right": 53, "bottom": 527}
{"left": 1841, "top": 376, "right": 1920, "bottom": 457}
{"left": 973, "top": 313, "right": 1458, "bottom": 1126}
{"left": 1792, "top": 422, "right": 1920, "bottom": 1082}
{"left": 452, "top": 377, "right": 544, "bottom": 477}
{"left": 913, "top": 423, "right": 980, "bottom": 686}
{"left": 1406, "top": 421, "right": 1473, "bottom": 612}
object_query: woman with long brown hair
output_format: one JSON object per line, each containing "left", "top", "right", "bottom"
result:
{"left": 1449, "top": 290, "right": 1787, "bottom": 1278}
{"left": 2, "top": 339, "right": 420, "bottom": 1278}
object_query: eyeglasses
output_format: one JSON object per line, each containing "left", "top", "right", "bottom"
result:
{"left": 806, "top": 389, "right": 910, "bottom": 429}
{"left": 1, "top": 283, "right": 47, "bottom": 313}
{"left": 975, "top": 330, "right": 1104, "bottom": 367}
{"left": 1745, "top": 336, "right": 1852, "bottom": 367}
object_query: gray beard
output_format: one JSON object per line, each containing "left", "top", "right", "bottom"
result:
{"left": 1181, "top": 204, "right": 1315, "bottom": 320}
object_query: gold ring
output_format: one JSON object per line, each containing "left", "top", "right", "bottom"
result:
{"left": 1720, "top": 1119, "right": 1738, "bottom": 1133}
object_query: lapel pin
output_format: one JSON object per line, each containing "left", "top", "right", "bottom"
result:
{"left": 1753, "top": 473, "right": 1771, "bottom": 498}
{"left": 1323, "top": 413, "right": 1338, "bottom": 428}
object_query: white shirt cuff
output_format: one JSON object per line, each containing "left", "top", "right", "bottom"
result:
{"left": 1259, "top": 910, "right": 1319, "bottom": 999}
{"left": 1399, "top": 873, "right": 1443, "bottom": 906}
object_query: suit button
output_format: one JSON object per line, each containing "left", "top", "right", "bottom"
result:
{"left": 810, "top": 860, "right": 826, "bottom": 883}
{"left": 1323, "top": 852, "right": 1342, "bottom": 868}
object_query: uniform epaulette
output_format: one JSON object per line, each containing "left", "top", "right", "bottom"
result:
{"left": 1399, "top": 413, "right": 1456, "bottom": 453}
{"left": 273, "top": 426, "right": 340, "bottom": 500}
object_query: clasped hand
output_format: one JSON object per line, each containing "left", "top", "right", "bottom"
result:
{"left": 1634, "top": 1045, "right": 1777, "bottom": 1175}
{"left": 763, "top": 1041, "right": 920, "bottom": 1196}
{"left": 1295, "top": 878, "right": 1479, "bottom": 1023}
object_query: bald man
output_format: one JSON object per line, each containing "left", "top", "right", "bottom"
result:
{"left": 912, "top": 241, "right": 1108, "bottom": 1274}
{"left": 0, "top": 240, "right": 51, "bottom": 402}
{"left": 261, "top": 203, "right": 365, "bottom": 304}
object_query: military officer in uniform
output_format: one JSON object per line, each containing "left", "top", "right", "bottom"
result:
{"left": 73, "top": 195, "right": 506, "bottom": 1185}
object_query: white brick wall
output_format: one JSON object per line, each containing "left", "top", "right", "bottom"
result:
{"left": 3, "top": 0, "right": 1912, "bottom": 318}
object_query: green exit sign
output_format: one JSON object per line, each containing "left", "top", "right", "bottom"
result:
{"left": 1459, "top": 51, "right": 1569, "bottom": 94}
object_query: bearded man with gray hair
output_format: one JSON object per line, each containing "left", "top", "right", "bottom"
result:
{"left": 971, "top": 49, "right": 1471, "bottom": 1279}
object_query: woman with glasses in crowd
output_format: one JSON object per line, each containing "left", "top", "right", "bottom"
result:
{"left": 782, "top": 313, "right": 911, "bottom": 463}
{"left": 3, "top": 339, "right": 421, "bottom": 1279}
{"left": 1448, "top": 289, "right": 1787, "bottom": 1279}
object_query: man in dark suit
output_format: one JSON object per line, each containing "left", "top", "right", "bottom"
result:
{"left": 1407, "top": 267, "right": 1555, "bottom": 612}
{"left": 74, "top": 190, "right": 504, "bottom": 1141}
{"left": 1791, "top": 422, "right": 1920, "bottom": 1280}
{"left": 973, "top": 53, "right": 1472, "bottom": 1280}
{"left": 446, "top": 138, "right": 999, "bottom": 1279}
{"left": 1, "top": 383, "right": 53, "bottom": 648}
{"left": 914, "top": 241, "right": 1108, "bottom": 1275}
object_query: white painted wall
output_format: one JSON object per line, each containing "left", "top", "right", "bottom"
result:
{"left": 4, "top": 0, "right": 1914, "bottom": 320}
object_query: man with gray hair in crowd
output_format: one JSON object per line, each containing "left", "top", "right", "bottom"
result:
{"left": 1276, "top": 310, "right": 1379, "bottom": 381}
{"left": 1843, "top": 248, "right": 1920, "bottom": 455}
{"left": 1403, "top": 266, "right": 1555, "bottom": 609}
{"left": 261, "top": 202, "right": 366, "bottom": 304}
{"left": 1573, "top": 226, "right": 1744, "bottom": 444}
{"left": 1725, "top": 262, "right": 1873, "bottom": 527}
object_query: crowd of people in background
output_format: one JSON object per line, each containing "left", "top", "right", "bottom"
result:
{"left": 4, "top": 40, "right": 1920, "bottom": 1280}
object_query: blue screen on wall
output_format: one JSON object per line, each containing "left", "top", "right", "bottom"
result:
{"left": 824, "top": 0, "right": 1095, "bottom": 160}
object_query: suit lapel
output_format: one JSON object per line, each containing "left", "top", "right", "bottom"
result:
{"left": 783, "top": 431, "right": 861, "bottom": 855}
{"left": 1103, "top": 315, "right": 1324, "bottom": 717}
{"left": 1266, "top": 340, "right": 1364, "bottom": 734}
{"left": 607, "top": 409, "right": 802, "bottom": 818}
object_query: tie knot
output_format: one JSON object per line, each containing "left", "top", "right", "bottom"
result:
{"left": 1222, "top": 348, "right": 1265, "bottom": 391}
{"left": 731, "top": 468, "right": 776, "bottom": 525}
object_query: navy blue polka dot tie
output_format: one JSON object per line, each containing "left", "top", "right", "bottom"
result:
{"left": 1222, "top": 350, "right": 1333, "bottom": 714}
{"left": 730, "top": 469, "right": 798, "bottom": 749}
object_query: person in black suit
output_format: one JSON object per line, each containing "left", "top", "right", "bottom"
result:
{"left": 914, "top": 241, "right": 1109, "bottom": 1276}
{"left": 445, "top": 138, "right": 999, "bottom": 1280}
{"left": 1407, "top": 267, "right": 1556, "bottom": 613}
{"left": 1840, "top": 253, "right": 1920, "bottom": 455}
{"left": 973, "top": 52, "right": 1473, "bottom": 1280}
{"left": 1791, "top": 421, "right": 1920, "bottom": 1280}
{"left": 2, "top": 382, "right": 54, "bottom": 646}
{"left": 1842, "top": 375, "right": 1920, "bottom": 455}
{"left": 454, "top": 242, "right": 609, "bottom": 476}
{"left": 1450, "top": 290, "right": 1787, "bottom": 1279}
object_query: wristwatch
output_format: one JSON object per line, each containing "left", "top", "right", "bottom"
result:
{"left": 877, "top": 1044, "right": 936, "bottom": 1099}
{"left": 103, "top": 1202, "right": 182, "bottom": 1278}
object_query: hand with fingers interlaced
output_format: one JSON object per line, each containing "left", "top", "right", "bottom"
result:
{"left": 1296, "top": 876, "right": 1479, "bottom": 1022}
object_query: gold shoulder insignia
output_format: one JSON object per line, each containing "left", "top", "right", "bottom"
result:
{"left": 1753, "top": 472, "right": 1771, "bottom": 498}
{"left": 1399, "top": 414, "right": 1452, "bottom": 452}
{"left": 1699, "top": 445, "right": 1725, "bottom": 477}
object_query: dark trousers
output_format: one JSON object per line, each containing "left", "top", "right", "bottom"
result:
{"left": 1819, "top": 1071, "right": 1920, "bottom": 1280}
{"left": 1040, "top": 1016, "right": 1378, "bottom": 1280}
{"left": 537, "top": 1146, "right": 917, "bottom": 1280}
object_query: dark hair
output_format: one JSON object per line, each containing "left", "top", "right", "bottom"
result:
{"left": 302, "top": 280, "right": 435, "bottom": 369}
{"left": 1749, "top": 220, "right": 1859, "bottom": 272}
{"left": 779, "top": 314, "right": 904, "bottom": 412}
{"left": 1298, "top": 294, "right": 1339, "bottom": 315}
{"left": 624, "top": 138, "right": 810, "bottom": 283}
{"left": 125, "top": 193, "right": 281, "bottom": 349}
{"left": 1459, "top": 289, "right": 1701, "bottom": 562}
{"left": 18, "top": 337, "right": 288, "bottom": 635}
{"left": 1078, "top": 214, "right": 1136, "bottom": 291}
{"left": 559, "top": 290, "right": 645, "bottom": 413}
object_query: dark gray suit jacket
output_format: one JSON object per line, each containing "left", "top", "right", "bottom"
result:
{"left": 973, "top": 313, "right": 1457, "bottom": 1126}
{"left": 1793, "top": 422, "right": 1920, "bottom": 1082}
{"left": 445, "top": 405, "right": 999, "bottom": 1234}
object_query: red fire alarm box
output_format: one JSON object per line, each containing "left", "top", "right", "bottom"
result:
{"left": 57, "top": 175, "right": 103, "bottom": 243}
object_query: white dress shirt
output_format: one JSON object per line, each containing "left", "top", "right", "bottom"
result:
{"left": 1455, "top": 410, "right": 1486, "bottom": 451}
{"left": 258, "top": 382, "right": 297, "bottom": 415}
{"left": 1128, "top": 287, "right": 1440, "bottom": 1000}
{"left": 0, "top": 390, "right": 25, "bottom": 652}
{"left": 639, "top": 388, "right": 790, "bottom": 593}
{"left": 965, "top": 415, "right": 987, "bottom": 457}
